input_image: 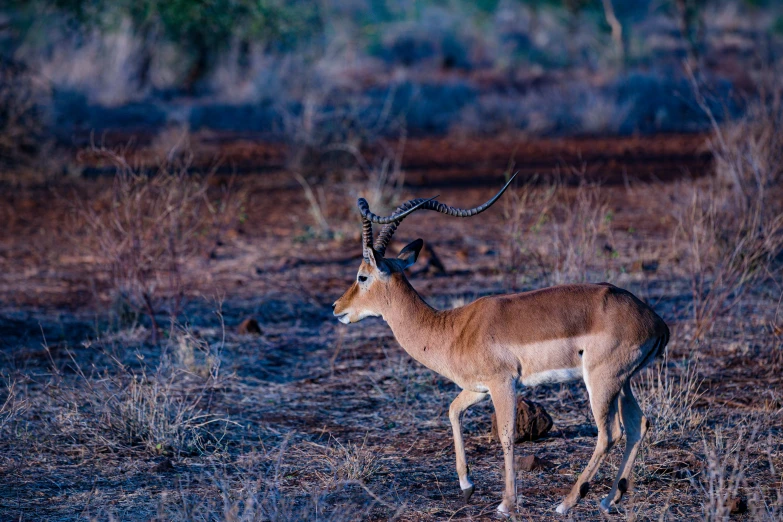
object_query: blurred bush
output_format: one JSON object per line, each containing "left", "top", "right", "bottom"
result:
{"left": 0, "top": 56, "right": 50, "bottom": 169}
{"left": 0, "top": 0, "right": 780, "bottom": 144}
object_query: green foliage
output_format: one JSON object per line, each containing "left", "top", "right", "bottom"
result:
{"left": 14, "top": 0, "right": 322, "bottom": 52}
{"left": 774, "top": 15, "right": 783, "bottom": 35}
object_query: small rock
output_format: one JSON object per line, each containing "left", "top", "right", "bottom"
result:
{"left": 490, "top": 398, "right": 553, "bottom": 443}
{"left": 725, "top": 497, "right": 747, "bottom": 515}
{"left": 238, "top": 318, "right": 262, "bottom": 335}
{"left": 516, "top": 454, "right": 555, "bottom": 472}
{"left": 153, "top": 459, "right": 175, "bottom": 473}
{"left": 642, "top": 259, "right": 660, "bottom": 272}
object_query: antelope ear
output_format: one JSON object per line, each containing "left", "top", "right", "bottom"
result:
{"left": 365, "top": 247, "right": 391, "bottom": 274}
{"left": 397, "top": 239, "right": 424, "bottom": 270}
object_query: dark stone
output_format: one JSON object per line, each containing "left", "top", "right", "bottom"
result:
{"left": 725, "top": 497, "right": 747, "bottom": 514}
{"left": 490, "top": 398, "right": 554, "bottom": 443}
{"left": 516, "top": 454, "right": 555, "bottom": 472}
{"left": 153, "top": 459, "right": 175, "bottom": 472}
{"left": 237, "top": 317, "right": 262, "bottom": 335}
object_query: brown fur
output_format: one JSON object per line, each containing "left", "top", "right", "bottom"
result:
{"left": 334, "top": 248, "right": 669, "bottom": 515}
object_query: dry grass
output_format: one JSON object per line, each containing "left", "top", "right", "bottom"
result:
{"left": 0, "top": 57, "right": 53, "bottom": 184}
{"left": 695, "top": 426, "right": 783, "bottom": 522}
{"left": 76, "top": 148, "right": 244, "bottom": 340}
{"left": 504, "top": 174, "right": 614, "bottom": 288}
{"left": 0, "top": 379, "right": 26, "bottom": 434}
{"left": 674, "top": 181, "right": 783, "bottom": 340}
{"left": 166, "top": 447, "right": 383, "bottom": 522}
{"left": 47, "top": 335, "right": 232, "bottom": 457}
{"left": 634, "top": 350, "right": 705, "bottom": 446}
{"left": 279, "top": 65, "right": 408, "bottom": 239}
{"left": 311, "top": 438, "right": 383, "bottom": 487}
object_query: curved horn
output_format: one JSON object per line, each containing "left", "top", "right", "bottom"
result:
{"left": 361, "top": 216, "right": 373, "bottom": 260}
{"left": 357, "top": 197, "right": 434, "bottom": 261}
{"left": 374, "top": 172, "right": 518, "bottom": 255}
{"left": 357, "top": 196, "right": 437, "bottom": 224}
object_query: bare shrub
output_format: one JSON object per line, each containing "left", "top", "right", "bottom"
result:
{"left": 697, "top": 426, "right": 780, "bottom": 521}
{"left": 680, "top": 68, "right": 783, "bottom": 339}
{"left": 503, "top": 178, "right": 557, "bottom": 287}
{"left": 77, "top": 149, "right": 243, "bottom": 340}
{"left": 708, "top": 77, "right": 783, "bottom": 205}
{"left": 748, "top": 441, "right": 783, "bottom": 521}
{"left": 547, "top": 178, "right": 612, "bottom": 285}
{"left": 504, "top": 175, "right": 613, "bottom": 287}
{"left": 173, "top": 325, "right": 223, "bottom": 380}
{"left": 688, "top": 423, "right": 782, "bottom": 521}
{"left": 699, "top": 427, "right": 752, "bottom": 521}
{"left": 52, "top": 345, "right": 230, "bottom": 457}
{"left": 289, "top": 131, "right": 406, "bottom": 239}
{"left": 167, "top": 441, "right": 387, "bottom": 521}
{"left": 634, "top": 351, "right": 704, "bottom": 446}
{"left": 277, "top": 54, "right": 406, "bottom": 237}
{"left": 312, "top": 438, "right": 382, "bottom": 487}
{"left": 0, "top": 57, "right": 50, "bottom": 176}
{"left": 676, "top": 182, "right": 783, "bottom": 339}
{"left": 0, "top": 378, "right": 27, "bottom": 434}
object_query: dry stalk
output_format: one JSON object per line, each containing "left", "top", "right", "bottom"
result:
{"left": 681, "top": 65, "right": 783, "bottom": 340}
{"left": 698, "top": 427, "right": 753, "bottom": 521}
{"left": 504, "top": 174, "right": 612, "bottom": 287}
{"left": 0, "top": 378, "right": 27, "bottom": 434}
{"left": 634, "top": 351, "right": 704, "bottom": 446}
{"left": 76, "top": 148, "right": 242, "bottom": 341}
{"left": 311, "top": 438, "right": 382, "bottom": 488}
{"left": 50, "top": 338, "right": 232, "bottom": 457}
{"left": 676, "top": 181, "right": 783, "bottom": 340}
{"left": 0, "top": 57, "right": 50, "bottom": 176}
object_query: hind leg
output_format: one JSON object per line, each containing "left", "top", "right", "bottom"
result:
{"left": 448, "top": 390, "right": 488, "bottom": 501}
{"left": 601, "top": 381, "right": 649, "bottom": 511}
{"left": 556, "top": 377, "right": 622, "bottom": 515}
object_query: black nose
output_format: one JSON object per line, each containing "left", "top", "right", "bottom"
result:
{"left": 332, "top": 303, "right": 336, "bottom": 309}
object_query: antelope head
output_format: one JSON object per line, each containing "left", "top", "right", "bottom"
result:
{"left": 333, "top": 174, "right": 517, "bottom": 324}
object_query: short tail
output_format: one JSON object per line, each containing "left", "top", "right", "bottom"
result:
{"left": 632, "top": 320, "right": 670, "bottom": 378}
{"left": 655, "top": 320, "right": 670, "bottom": 360}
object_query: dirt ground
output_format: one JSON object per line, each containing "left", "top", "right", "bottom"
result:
{"left": 0, "top": 134, "right": 781, "bottom": 521}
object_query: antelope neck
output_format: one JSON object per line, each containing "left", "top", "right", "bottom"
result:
{"left": 380, "top": 276, "right": 456, "bottom": 372}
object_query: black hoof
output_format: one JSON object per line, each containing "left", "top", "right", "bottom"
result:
{"left": 462, "top": 485, "right": 475, "bottom": 503}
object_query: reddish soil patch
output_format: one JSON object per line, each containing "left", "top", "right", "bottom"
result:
{"left": 74, "top": 133, "right": 712, "bottom": 185}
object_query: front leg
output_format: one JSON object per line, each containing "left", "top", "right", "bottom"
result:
{"left": 489, "top": 381, "right": 517, "bottom": 515}
{"left": 449, "top": 390, "right": 488, "bottom": 501}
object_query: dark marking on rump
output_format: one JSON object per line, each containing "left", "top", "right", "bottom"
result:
{"left": 579, "top": 482, "right": 590, "bottom": 498}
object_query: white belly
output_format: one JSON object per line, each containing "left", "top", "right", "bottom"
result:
{"left": 521, "top": 367, "right": 582, "bottom": 387}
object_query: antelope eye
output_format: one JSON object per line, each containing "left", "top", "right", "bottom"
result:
{"left": 358, "top": 275, "right": 368, "bottom": 283}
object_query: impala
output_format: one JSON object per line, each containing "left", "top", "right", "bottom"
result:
{"left": 332, "top": 176, "right": 670, "bottom": 515}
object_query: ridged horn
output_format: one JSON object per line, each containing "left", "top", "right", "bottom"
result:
{"left": 373, "top": 172, "right": 517, "bottom": 255}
